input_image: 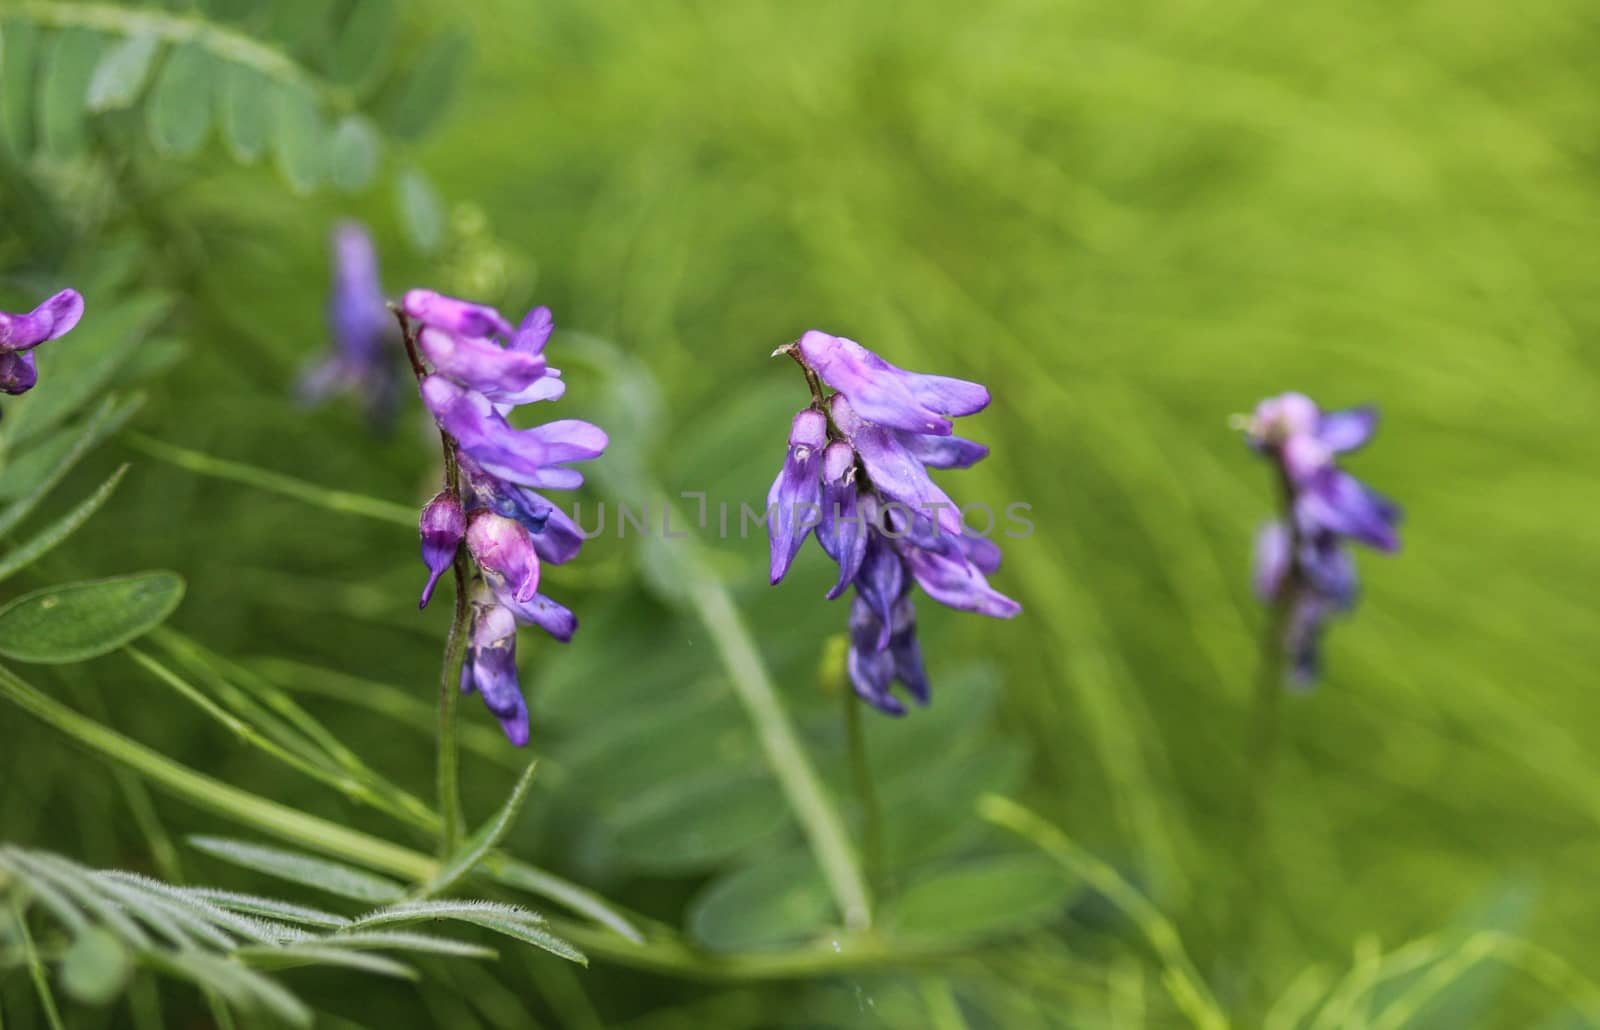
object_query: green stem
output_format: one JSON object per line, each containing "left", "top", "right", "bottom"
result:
{"left": 843, "top": 687, "right": 884, "bottom": 901}
{"left": 684, "top": 569, "right": 873, "bottom": 932}
{"left": 0, "top": 662, "right": 436, "bottom": 882}
{"left": 436, "top": 554, "right": 470, "bottom": 859}
{"left": 980, "top": 795, "right": 1230, "bottom": 1030}
{"left": 11, "top": 897, "right": 66, "bottom": 1030}
{"left": 124, "top": 432, "right": 415, "bottom": 527}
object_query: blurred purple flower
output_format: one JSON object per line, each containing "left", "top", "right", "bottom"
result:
{"left": 404, "top": 290, "right": 606, "bottom": 745}
{"left": 300, "top": 223, "right": 400, "bottom": 428}
{"left": 0, "top": 289, "right": 83, "bottom": 418}
{"left": 1244, "top": 392, "right": 1400, "bottom": 687}
{"left": 769, "top": 331, "right": 1019, "bottom": 715}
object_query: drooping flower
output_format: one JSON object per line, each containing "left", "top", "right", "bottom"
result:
{"left": 418, "top": 491, "right": 466, "bottom": 609}
{"left": 0, "top": 289, "right": 84, "bottom": 418}
{"left": 769, "top": 331, "right": 1019, "bottom": 714}
{"left": 404, "top": 290, "right": 606, "bottom": 744}
{"left": 299, "top": 223, "right": 401, "bottom": 428}
{"left": 1243, "top": 392, "right": 1400, "bottom": 686}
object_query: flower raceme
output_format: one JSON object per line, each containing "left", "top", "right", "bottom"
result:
{"left": 1242, "top": 392, "right": 1401, "bottom": 686}
{"left": 402, "top": 290, "right": 607, "bottom": 745}
{"left": 769, "top": 330, "right": 1020, "bottom": 715}
{"left": 299, "top": 222, "right": 400, "bottom": 427}
{"left": 0, "top": 289, "right": 84, "bottom": 418}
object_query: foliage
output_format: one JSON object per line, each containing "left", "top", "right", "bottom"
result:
{"left": 2, "top": 0, "right": 1600, "bottom": 1027}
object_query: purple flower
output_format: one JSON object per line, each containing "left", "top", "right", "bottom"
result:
{"left": 0, "top": 289, "right": 83, "bottom": 416}
{"left": 796, "top": 330, "right": 988, "bottom": 436}
{"left": 403, "top": 291, "right": 606, "bottom": 744}
{"left": 300, "top": 223, "right": 399, "bottom": 427}
{"left": 768, "top": 331, "right": 1019, "bottom": 714}
{"left": 460, "top": 598, "right": 529, "bottom": 747}
{"left": 1244, "top": 392, "right": 1400, "bottom": 688}
{"left": 418, "top": 491, "right": 466, "bottom": 609}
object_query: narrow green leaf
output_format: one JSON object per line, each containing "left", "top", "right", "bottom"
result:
{"left": 352, "top": 900, "right": 542, "bottom": 930}
{"left": 487, "top": 857, "right": 646, "bottom": 944}
{"left": 179, "top": 888, "right": 348, "bottom": 929}
{"left": 37, "top": 28, "right": 104, "bottom": 157}
{"left": 10, "top": 852, "right": 151, "bottom": 948}
{"left": 453, "top": 915, "right": 586, "bottom": 965}
{"left": 219, "top": 62, "right": 269, "bottom": 163}
{"left": 328, "top": 0, "right": 396, "bottom": 87}
{"left": 271, "top": 83, "right": 325, "bottom": 194}
{"left": 0, "top": 464, "right": 131, "bottom": 586}
{"left": 146, "top": 950, "right": 311, "bottom": 1027}
{"left": 87, "top": 874, "right": 227, "bottom": 949}
{"left": 395, "top": 166, "right": 444, "bottom": 253}
{"left": 885, "top": 853, "right": 1077, "bottom": 944}
{"left": 0, "top": 568, "right": 185, "bottom": 663}
{"left": 86, "top": 34, "right": 160, "bottom": 112}
{"left": 0, "top": 848, "right": 88, "bottom": 935}
{"left": 687, "top": 854, "right": 834, "bottom": 953}
{"left": 234, "top": 945, "right": 415, "bottom": 979}
{"left": 96, "top": 872, "right": 302, "bottom": 945}
{"left": 145, "top": 43, "right": 213, "bottom": 157}
{"left": 188, "top": 837, "right": 405, "bottom": 902}
{"left": 321, "top": 930, "right": 495, "bottom": 959}
{"left": 59, "top": 928, "right": 132, "bottom": 1005}
{"left": 0, "top": 395, "right": 123, "bottom": 535}
{"left": 329, "top": 114, "right": 380, "bottom": 192}
{"left": 379, "top": 28, "right": 471, "bottom": 140}
{"left": 428, "top": 759, "right": 538, "bottom": 895}
{"left": 1, "top": 20, "right": 39, "bottom": 153}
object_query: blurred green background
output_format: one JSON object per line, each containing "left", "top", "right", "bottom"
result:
{"left": 3, "top": 0, "right": 1600, "bottom": 1026}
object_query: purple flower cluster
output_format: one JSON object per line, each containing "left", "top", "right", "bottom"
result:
{"left": 403, "top": 290, "right": 607, "bottom": 745}
{"left": 299, "top": 223, "right": 400, "bottom": 428}
{"left": 0, "top": 290, "right": 84, "bottom": 418}
{"left": 769, "top": 331, "right": 1020, "bottom": 715}
{"left": 1243, "top": 392, "right": 1401, "bottom": 686}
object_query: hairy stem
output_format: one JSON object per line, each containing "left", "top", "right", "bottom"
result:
{"left": 436, "top": 553, "right": 471, "bottom": 858}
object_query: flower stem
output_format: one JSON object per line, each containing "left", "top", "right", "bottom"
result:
{"left": 843, "top": 688, "right": 885, "bottom": 900}
{"left": 436, "top": 552, "right": 471, "bottom": 858}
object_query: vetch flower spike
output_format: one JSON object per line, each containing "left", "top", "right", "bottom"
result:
{"left": 400, "top": 289, "right": 606, "bottom": 745}
{"left": 300, "top": 222, "right": 399, "bottom": 427}
{"left": 768, "top": 330, "right": 1019, "bottom": 715}
{"left": 1243, "top": 391, "right": 1401, "bottom": 688}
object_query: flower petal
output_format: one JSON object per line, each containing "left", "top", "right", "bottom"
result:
{"left": 510, "top": 306, "right": 554, "bottom": 356}
{"left": 766, "top": 409, "right": 827, "bottom": 584}
{"left": 467, "top": 511, "right": 541, "bottom": 603}
{"left": 402, "top": 289, "right": 513, "bottom": 339}
{"left": 1252, "top": 520, "right": 1290, "bottom": 602}
{"left": 0, "top": 289, "right": 85, "bottom": 352}
{"left": 502, "top": 592, "right": 578, "bottom": 642}
{"left": 798, "top": 330, "right": 986, "bottom": 436}
{"left": 0, "top": 351, "right": 39, "bottom": 396}
{"left": 817, "top": 442, "right": 868, "bottom": 599}
{"left": 902, "top": 542, "right": 1021, "bottom": 619}
{"left": 418, "top": 327, "right": 547, "bottom": 400}
{"left": 1317, "top": 405, "right": 1377, "bottom": 453}
{"left": 1295, "top": 468, "right": 1401, "bottom": 552}
{"left": 418, "top": 491, "right": 465, "bottom": 608}
{"left": 900, "top": 432, "right": 989, "bottom": 469}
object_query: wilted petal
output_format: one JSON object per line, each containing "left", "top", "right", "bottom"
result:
{"left": 418, "top": 327, "right": 547, "bottom": 401}
{"left": 0, "top": 351, "right": 39, "bottom": 395}
{"left": 889, "top": 618, "right": 930, "bottom": 706}
{"left": 847, "top": 597, "right": 905, "bottom": 715}
{"left": 798, "top": 330, "right": 985, "bottom": 436}
{"left": 1317, "top": 405, "right": 1377, "bottom": 453}
{"left": 900, "top": 432, "right": 989, "bottom": 469}
{"left": 1252, "top": 520, "right": 1290, "bottom": 602}
{"left": 418, "top": 491, "right": 465, "bottom": 608}
{"left": 402, "top": 289, "right": 513, "bottom": 339}
{"left": 817, "top": 442, "right": 867, "bottom": 598}
{"left": 766, "top": 408, "right": 827, "bottom": 584}
{"left": 467, "top": 511, "right": 541, "bottom": 603}
{"left": 0, "top": 289, "right": 84, "bottom": 352}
